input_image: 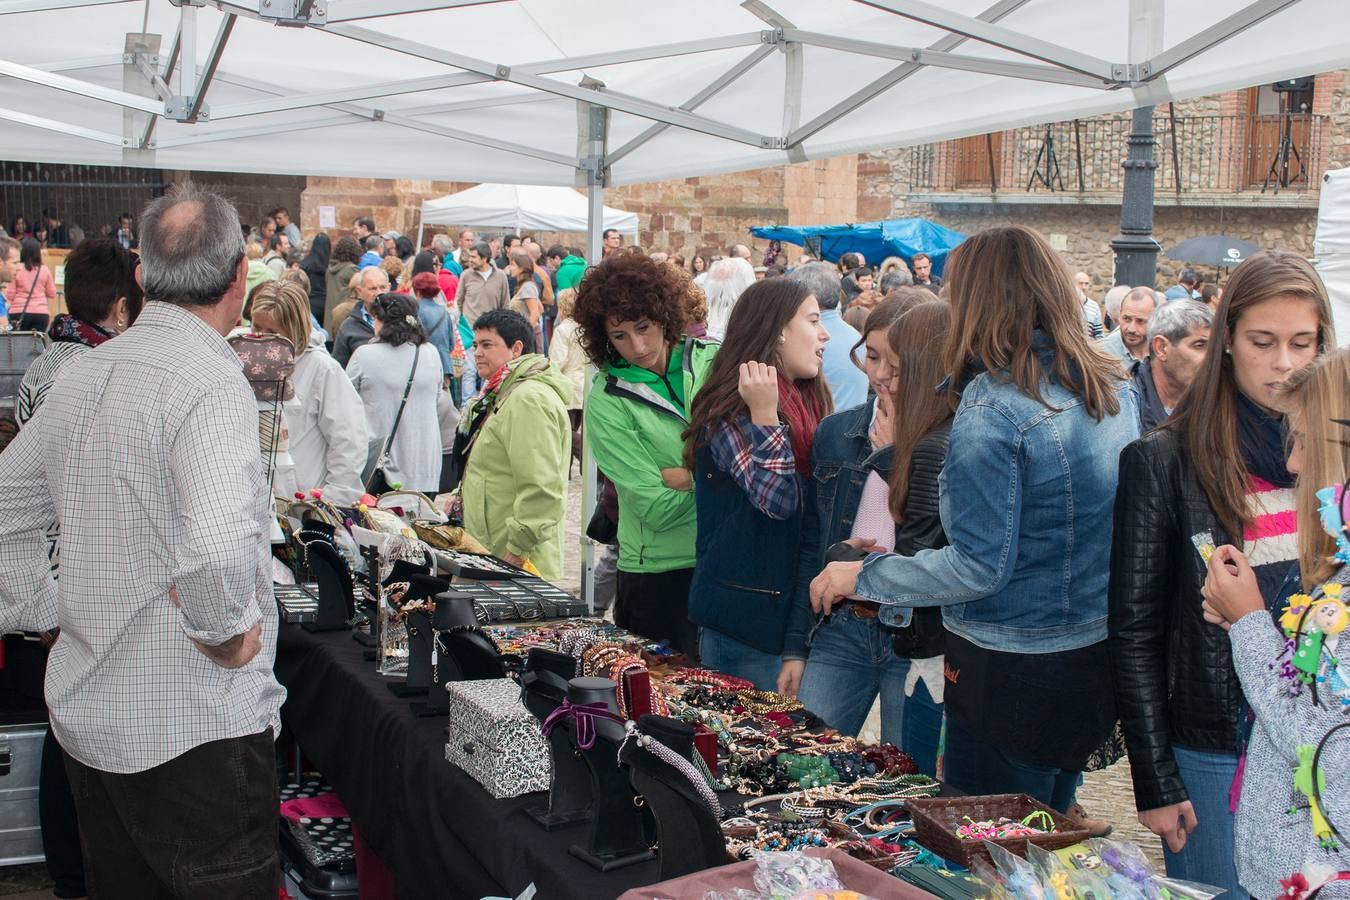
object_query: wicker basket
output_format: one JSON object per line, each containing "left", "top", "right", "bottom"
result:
{"left": 905, "top": 794, "right": 1089, "bottom": 867}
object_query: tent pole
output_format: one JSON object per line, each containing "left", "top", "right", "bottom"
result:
{"left": 579, "top": 94, "right": 608, "bottom": 613}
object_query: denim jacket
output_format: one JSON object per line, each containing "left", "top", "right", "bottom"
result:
{"left": 812, "top": 400, "right": 946, "bottom": 658}
{"left": 811, "top": 400, "right": 877, "bottom": 543}
{"left": 855, "top": 337, "right": 1140, "bottom": 653}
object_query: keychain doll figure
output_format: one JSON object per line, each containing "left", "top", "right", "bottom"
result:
{"left": 1291, "top": 591, "right": 1347, "bottom": 687}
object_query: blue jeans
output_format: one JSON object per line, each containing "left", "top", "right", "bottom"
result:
{"left": 699, "top": 629, "right": 782, "bottom": 691}
{"left": 797, "top": 611, "right": 944, "bottom": 776}
{"left": 943, "top": 715, "right": 1079, "bottom": 813}
{"left": 1165, "top": 747, "right": 1244, "bottom": 899}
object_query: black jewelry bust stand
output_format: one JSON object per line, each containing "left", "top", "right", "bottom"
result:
{"left": 409, "top": 591, "right": 502, "bottom": 718}
{"left": 620, "top": 715, "right": 728, "bottom": 881}
{"left": 387, "top": 574, "right": 448, "bottom": 697}
{"left": 302, "top": 541, "right": 356, "bottom": 634}
{"left": 521, "top": 650, "right": 591, "bottom": 830}
{"left": 567, "top": 678, "right": 656, "bottom": 871}
{"left": 435, "top": 590, "right": 504, "bottom": 679}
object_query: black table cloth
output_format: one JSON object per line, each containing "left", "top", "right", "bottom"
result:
{"left": 275, "top": 624, "right": 666, "bottom": 900}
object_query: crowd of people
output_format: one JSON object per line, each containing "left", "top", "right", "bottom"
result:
{"left": 0, "top": 182, "right": 1343, "bottom": 900}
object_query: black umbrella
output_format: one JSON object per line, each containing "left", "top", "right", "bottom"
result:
{"left": 1167, "top": 235, "right": 1260, "bottom": 268}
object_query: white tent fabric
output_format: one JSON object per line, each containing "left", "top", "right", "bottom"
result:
{"left": 1314, "top": 168, "right": 1350, "bottom": 343}
{"left": 420, "top": 183, "right": 638, "bottom": 234}
{"left": 1, "top": 1, "right": 1348, "bottom": 188}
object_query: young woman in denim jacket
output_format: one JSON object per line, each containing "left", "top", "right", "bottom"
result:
{"left": 810, "top": 225, "right": 1139, "bottom": 812}
{"left": 684, "top": 278, "right": 831, "bottom": 691}
{"left": 797, "top": 291, "right": 944, "bottom": 774}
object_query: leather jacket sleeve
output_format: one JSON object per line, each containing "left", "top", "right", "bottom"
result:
{"left": 894, "top": 428, "right": 949, "bottom": 557}
{"left": 1108, "top": 437, "right": 1188, "bottom": 811}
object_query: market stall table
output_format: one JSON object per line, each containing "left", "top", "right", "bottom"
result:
{"left": 274, "top": 622, "right": 669, "bottom": 900}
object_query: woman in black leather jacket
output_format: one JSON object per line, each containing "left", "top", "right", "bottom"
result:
{"left": 1109, "top": 251, "right": 1335, "bottom": 896}
{"left": 798, "top": 295, "right": 947, "bottom": 775}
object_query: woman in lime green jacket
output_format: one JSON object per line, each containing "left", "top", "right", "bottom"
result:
{"left": 575, "top": 254, "right": 718, "bottom": 655}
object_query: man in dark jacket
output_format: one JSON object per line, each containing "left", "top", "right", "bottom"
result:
{"left": 1129, "top": 300, "right": 1213, "bottom": 432}
{"left": 333, "top": 266, "right": 388, "bottom": 367}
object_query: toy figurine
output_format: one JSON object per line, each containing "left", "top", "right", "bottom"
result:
{"left": 1291, "top": 593, "right": 1347, "bottom": 686}
{"left": 1292, "top": 744, "right": 1338, "bottom": 851}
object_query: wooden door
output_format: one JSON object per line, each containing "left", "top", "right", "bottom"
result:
{"left": 953, "top": 132, "right": 1003, "bottom": 189}
{"left": 1246, "top": 83, "right": 1313, "bottom": 187}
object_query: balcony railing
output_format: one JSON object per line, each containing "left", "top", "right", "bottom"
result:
{"left": 907, "top": 113, "right": 1329, "bottom": 200}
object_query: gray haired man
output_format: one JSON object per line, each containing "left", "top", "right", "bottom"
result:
{"left": 1131, "top": 300, "right": 1214, "bottom": 431}
{"left": 0, "top": 183, "right": 284, "bottom": 896}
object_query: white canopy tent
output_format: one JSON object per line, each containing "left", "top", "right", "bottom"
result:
{"left": 417, "top": 183, "right": 639, "bottom": 249}
{"left": 1, "top": 0, "right": 1347, "bottom": 191}
{"left": 6, "top": 0, "right": 1348, "bottom": 602}
{"left": 1314, "top": 168, "right": 1350, "bottom": 342}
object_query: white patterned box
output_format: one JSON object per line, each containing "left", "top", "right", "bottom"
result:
{"left": 444, "top": 678, "right": 550, "bottom": 799}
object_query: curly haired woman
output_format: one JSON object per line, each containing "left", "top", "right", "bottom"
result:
{"left": 574, "top": 253, "right": 718, "bottom": 654}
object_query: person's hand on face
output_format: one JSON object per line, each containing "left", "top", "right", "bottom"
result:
{"left": 738, "top": 362, "right": 779, "bottom": 426}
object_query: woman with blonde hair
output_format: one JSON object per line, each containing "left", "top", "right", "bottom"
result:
{"left": 1110, "top": 251, "right": 1335, "bottom": 894}
{"left": 250, "top": 279, "right": 368, "bottom": 503}
{"left": 812, "top": 225, "right": 1139, "bottom": 811}
{"left": 547, "top": 287, "right": 586, "bottom": 465}
{"left": 1201, "top": 348, "right": 1350, "bottom": 898}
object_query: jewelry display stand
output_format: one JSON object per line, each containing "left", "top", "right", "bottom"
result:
{"left": 302, "top": 541, "right": 355, "bottom": 634}
{"left": 387, "top": 574, "right": 449, "bottom": 698}
{"left": 409, "top": 591, "right": 502, "bottom": 718}
{"left": 566, "top": 678, "right": 656, "bottom": 872}
{"left": 620, "top": 715, "right": 728, "bottom": 882}
{"left": 521, "top": 650, "right": 591, "bottom": 830}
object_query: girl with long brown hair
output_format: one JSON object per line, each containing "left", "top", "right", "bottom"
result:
{"left": 796, "top": 298, "right": 949, "bottom": 776}
{"left": 810, "top": 225, "right": 1139, "bottom": 812}
{"left": 507, "top": 251, "right": 551, "bottom": 351}
{"left": 684, "top": 278, "right": 831, "bottom": 690}
{"left": 1110, "top": 251, "right": 1335, "bottom": 894}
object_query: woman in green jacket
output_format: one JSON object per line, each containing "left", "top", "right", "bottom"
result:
{"left": 574, "top": 253, "right": 718, "bottom": 655}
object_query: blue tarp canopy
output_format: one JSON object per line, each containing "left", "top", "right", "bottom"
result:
{"left": 751, "top": 218, "right": 966, "bottom": 276}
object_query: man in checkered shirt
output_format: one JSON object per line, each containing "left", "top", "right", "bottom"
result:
{"left": 0, "top": 183, "right": 285, "bottom": 897}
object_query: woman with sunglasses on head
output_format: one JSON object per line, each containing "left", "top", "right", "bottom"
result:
{"left": 795, "top": 290, "right": 940, "bottom": 771}
{"left": 1201, "top": 348, "right": 1350, "bottom": 899}
{"left": 1110, "top": 251, "right": 1335, "bottom": 896}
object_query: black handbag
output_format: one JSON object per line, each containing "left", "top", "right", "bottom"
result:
{"left": 362, "top": 348, "right": 420, "bottom": 494}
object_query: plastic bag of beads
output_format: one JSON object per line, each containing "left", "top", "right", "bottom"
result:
{"left": 984, "top": 841, "right": 1047, "bottom": 900}
{"left": 702, "top": 890, "right": 760, "bottom": 900}
{"left": 1026, "top": 844, "right": 1082, "bottom": 900}
{"left": 1088, "top": 839, "right": 1223, "bottom": 900}
{"left": 751, "top": 851, "right": 846, "bottom": 899}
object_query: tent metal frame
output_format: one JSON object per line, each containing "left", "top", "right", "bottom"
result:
{"left": 0, "top": 0, "right": 1307, "bottom": 173}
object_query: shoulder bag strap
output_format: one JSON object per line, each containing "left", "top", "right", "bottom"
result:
{"left": 382, "top": 346, "right": 421, "bottom": 456}
{"left": 14, "top": 269, "right": 40, "bottom": 317}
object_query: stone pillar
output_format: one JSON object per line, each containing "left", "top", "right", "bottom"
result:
{"left": 1111, "top": 104, "right": 1161, "bottom": 287}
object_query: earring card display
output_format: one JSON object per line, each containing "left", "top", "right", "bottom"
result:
{"left": 444, "top": 582, "right": 588, "bottom": 624}
{"left": 434, "top": 549, "right": 528, "bottom": 580}
{"left": 274, "top": 583, "right": 320, "bottom": 624}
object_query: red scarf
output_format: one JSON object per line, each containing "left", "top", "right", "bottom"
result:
{"left": 776, "top": 373, "right": 824, "bottom": 476}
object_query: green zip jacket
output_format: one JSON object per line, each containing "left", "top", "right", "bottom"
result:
{"left": 583, "top": 336, "right": 719, "bottom": 574}
{"left": 460, "top": 354, "right": 573, "bottom": 581}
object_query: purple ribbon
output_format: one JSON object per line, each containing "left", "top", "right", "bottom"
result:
{"left": 540, "top": 699, "right": 623, "bottom": 750}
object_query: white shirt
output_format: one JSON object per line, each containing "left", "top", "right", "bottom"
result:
{"left": 288, "top": 348, "right": 369, "bottom": 505}
{"left": 346, "top": 341, "right": 444, "bottom": 493}
{"left": 0, "top": 302, "right": 284, "bottom": 773}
